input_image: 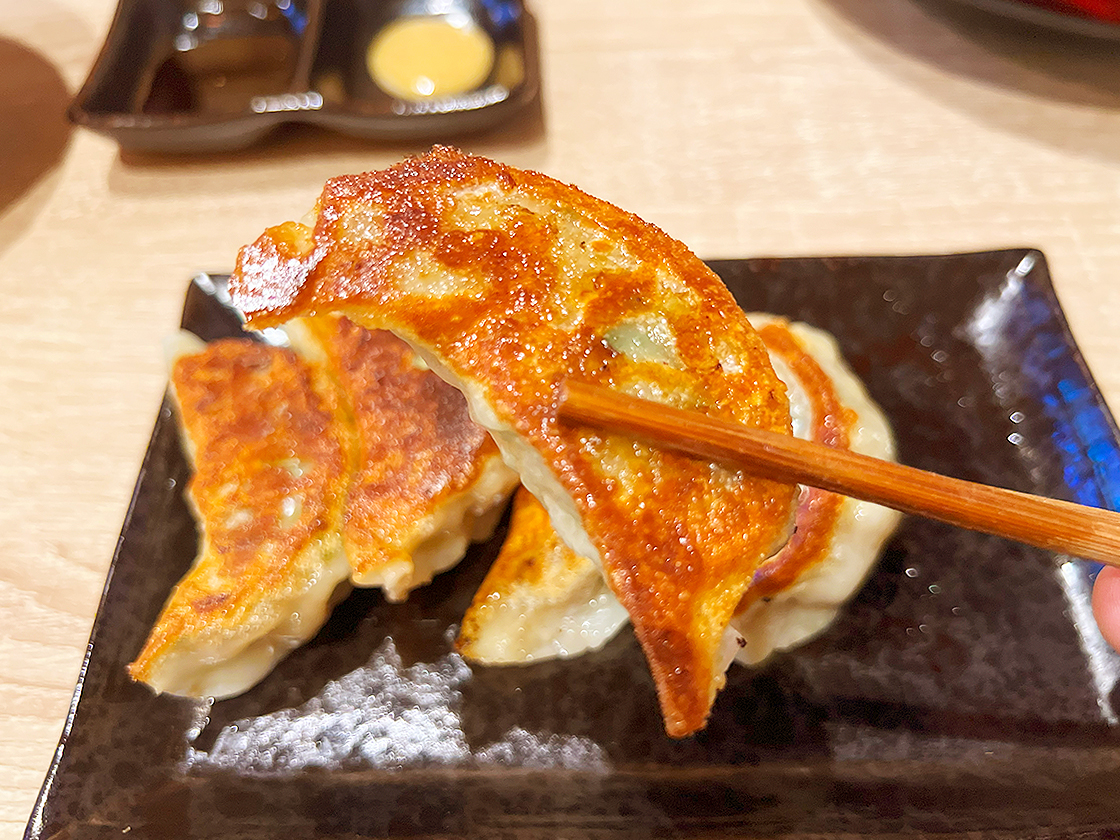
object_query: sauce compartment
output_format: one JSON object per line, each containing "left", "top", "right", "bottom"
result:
{"left": 306, "top": 0, "right": 536, "bottom": 139}
{"left": 69, "top": 0, "right": 539, "bottom": 152}
{"left": 141, "top": 0, "right": 308, "bottom": 116}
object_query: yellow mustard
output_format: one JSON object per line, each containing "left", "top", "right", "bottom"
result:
{"left": 367, "top": 15, "right": 495, "bottom": 102}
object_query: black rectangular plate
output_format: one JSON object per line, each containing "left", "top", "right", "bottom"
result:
{"left": 26, "top": 250, "right": 1120, "bottom": 839}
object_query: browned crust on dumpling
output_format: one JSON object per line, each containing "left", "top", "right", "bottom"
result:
{"left": 129, "top": 339, "right": 351, "bottom": 685}
{"left": 737, "top": 319, "right": 855, "bottom": 611}
{"left": 456, "top": 486, "right": 583, "bottom": 659}
{"left": 230, "top": 146, "right": 797, "bottom": 736}
{"left": 296, "top": 316, "right": 504, "bottom": 584}
{"left": 464, "top": 485, "right": 558, "bottom": 592}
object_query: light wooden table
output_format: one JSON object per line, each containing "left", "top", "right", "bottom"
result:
{"left": 4, "top": 0, "right": 1120, "bottom": 834}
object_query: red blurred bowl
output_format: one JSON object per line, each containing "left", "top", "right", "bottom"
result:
{"left": 946, "top": 0, "right": 1120, "bottom": 38}
{"left": 1019, "top": 0, "right": 1120, "bottom": 23}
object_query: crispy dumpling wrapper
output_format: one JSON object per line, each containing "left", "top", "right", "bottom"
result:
{"left": 457, "top": 486, "right": 629, "bottom": 664}
{"left": 230, "top": 146, "right": 798, "bottom": 736}
{"left": 729, "top": 315, "right": 902, "bottom": 664}
{"left": 129, "top": 334, "right": 353, "bottom": 698}
{"left": 459, "top": 316, "right": 901, "bottom": 671}
{"left": 285, "top": 315, "right": 517, "bottom": 601}
{"left": 133, "top": 318, "right": 517, "bottom": 698}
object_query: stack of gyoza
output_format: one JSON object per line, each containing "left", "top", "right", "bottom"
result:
{"left": 132, "top": 147, "right": 900, "bottom": 737}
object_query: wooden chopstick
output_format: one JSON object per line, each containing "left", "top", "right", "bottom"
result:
{"left": 558, "top": 380, "right": 1120, "bottom": 567}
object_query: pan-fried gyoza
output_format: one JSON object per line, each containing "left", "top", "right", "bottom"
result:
{"left": 141, "top": 148, "right": 899, "bottom": 735}
{"left": 285, "top": 316, "right": 517, "bottom": 602}
{"left": 129, "top": 334, "right": 354, "bottom": 698}
{"left": 131, "top": 318, "right": 517, "bottom": 698}
{"left": 230, "top": 146, "right": 799, "bottom": 736}
{"left": 457, "top": 316, "right": 901, "bottom": 671}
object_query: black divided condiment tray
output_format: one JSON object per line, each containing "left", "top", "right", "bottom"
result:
{"left": 69, "top": 0, "right": 540, "bottom": 153}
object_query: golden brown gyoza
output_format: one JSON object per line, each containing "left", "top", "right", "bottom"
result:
{"left": 129, "top": 335, "right": 354, "bottom": 698}
{"left": 459, "top": 317, "right": 901, "bottom": 672}
{"left": 230, "top": 146, "right": 798, "bottom": 736}
{"left": 285, "top": 316, "right": 517, "bottom": 601}
{"left": 728, "top": 315, "right": 901, "bottom": 665}
{"left": 456, "top": 486, "right": 629, "bottom": 664}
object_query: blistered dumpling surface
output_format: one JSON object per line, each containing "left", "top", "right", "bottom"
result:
{"left": 457, "top": 487, "right": 628, "bottom": 664}
{"left": 458, "top": 316, "right": 901, "bottom": 677}
{"left": 287, "top": 316, "right": 517, "bottom": 601}
{"left": 230, "top": 146, "right": 797, "bottom": 736}
{"left": 129, "top": 335, "right": 353, "bottom": 698}
{"left": 728, "top": 315, "right": 902, "bottom": 665}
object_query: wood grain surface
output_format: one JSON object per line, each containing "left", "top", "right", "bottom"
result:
{"left": 5, "top": 0, "right": 1120, "bottom": 834}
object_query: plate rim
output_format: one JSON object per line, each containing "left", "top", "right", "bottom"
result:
{"left": 25, "top": 246, "right": 1120, "bottom": 839}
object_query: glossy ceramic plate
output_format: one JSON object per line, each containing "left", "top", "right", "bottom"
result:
{"left": 26, "top": 250, "right": 1120, "bottom": 839}
{"left": 69, "top": 0, "right": 540, "bottom": 153}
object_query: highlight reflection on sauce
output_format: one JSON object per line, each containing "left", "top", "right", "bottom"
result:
{"left": 367, "top": 14, "right": 495, "bottom": 102}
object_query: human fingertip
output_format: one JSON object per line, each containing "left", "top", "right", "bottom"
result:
{"left": 1091, "top": 565, "right": 1120, "bottom": 653}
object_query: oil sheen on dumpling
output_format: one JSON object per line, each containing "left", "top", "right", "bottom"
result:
{"left": 458, "top": 316, "right": 901, "bottom": 673}
{"left": 457, "top": 486, "right": 628, "bottom": 663}
{"left": 727, "top": 315, "right": 901, "bottom": 664}
{"left": 229, "top": 146, "right": 798, "bottom": 737}
{"left": 129, "top": 333, "right": 353, "bottom": 698}
{"left": 285, "top": 315, "right": 518, "bottom": 601}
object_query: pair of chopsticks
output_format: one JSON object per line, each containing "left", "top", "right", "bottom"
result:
{"left": 558, "top": 381, "right": 1120, "bottom": 567}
